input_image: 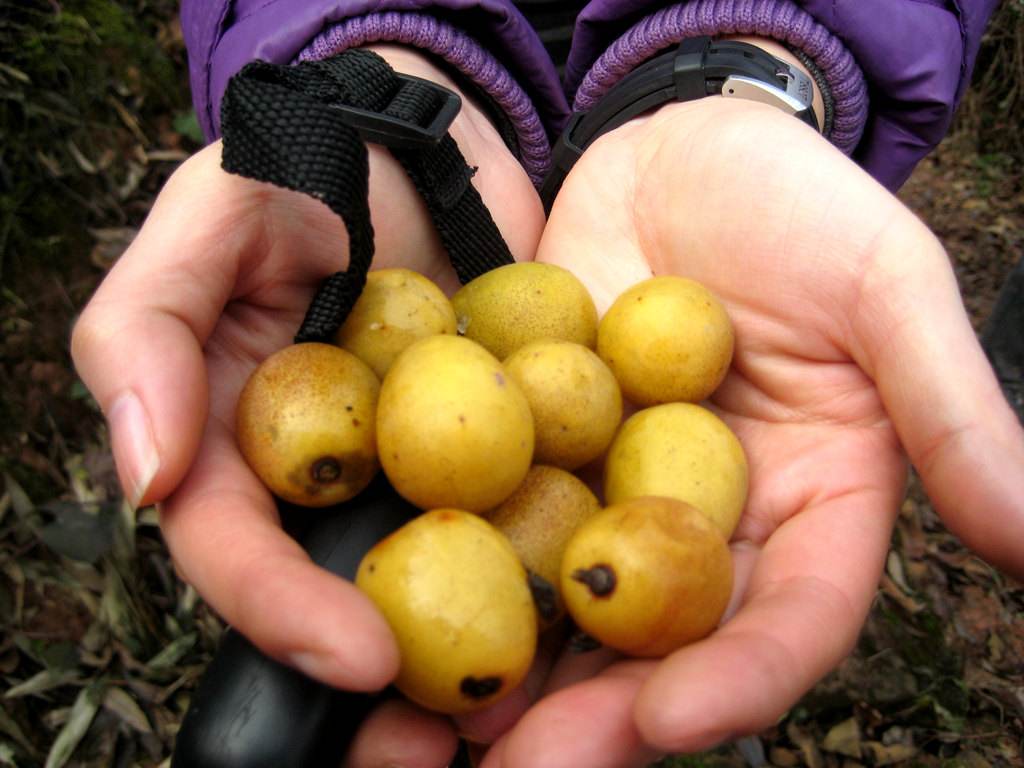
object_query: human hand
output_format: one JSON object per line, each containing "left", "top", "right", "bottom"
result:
{"left": 463, "top": 97, "right": 1024, "bottom": 767}
{"left": 71, "top": 45, "right": 544, "bottom": 766}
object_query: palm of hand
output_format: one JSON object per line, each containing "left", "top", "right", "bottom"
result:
{"left": 473, "top": 99, "right": 1011, "bottom": 767}
{"left": 82, "top": 126, "right": 544, "bottom": 694}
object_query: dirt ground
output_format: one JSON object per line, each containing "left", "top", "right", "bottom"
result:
{"left": 1, "top": 3, "right": 1022, "bottom": 767}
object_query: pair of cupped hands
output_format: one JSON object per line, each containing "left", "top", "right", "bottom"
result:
{"left": 72, "top": 45, "right": 1024, "bottom": 767}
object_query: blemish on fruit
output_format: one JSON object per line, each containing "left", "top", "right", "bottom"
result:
{"left": 494, "top": 372, "right": 506, "bottom": 387}
{"left": 572, "top": 564, "right": 617, "bottom": 597}
{"left": 311, "top": 457, "right": 342, "bottom": 484}
{"left": 352, "top": 418, "right": 361, "bottom": 427}
{"left": 460, "top": 675, "right": 502, "bottom": 700}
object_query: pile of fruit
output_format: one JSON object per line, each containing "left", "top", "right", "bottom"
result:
{"left": 235, "top": 263, "right": 747, "bottom": 715}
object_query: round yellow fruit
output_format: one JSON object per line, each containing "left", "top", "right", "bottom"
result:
{"left": 598, "top": 275, "right": 733, "bottom": 405}
{"left": 235, "top": 343, "right": 380, "bottom": 507}
{"left": 604, "top": 403, "right": 747, "bottom": 539}
{"left": 485, "top": 465, "right": 601, "bottom": 627}
{"left": 376, "top": 335, "right": 534, "bottom": 512}
{"left": 356, "top": 509, "right": 538, "bottom": 714}
{"left": 334, "top": 268, "right": 457, "bottom": 379}
{"left": 560, "top": 496, "right": 733, "bottom": 657}
{"left": 451, "top": 262, "right": 598, "bottom": 360}
{"left": 503, "top": 340, "right": 622, "bottom": 470}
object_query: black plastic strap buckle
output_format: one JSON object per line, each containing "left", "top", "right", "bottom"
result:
{"left": 538, "top": 112, "right": 587, "bottom": 207}
{"left": 329, "top": 73, "right": 462, "bottom": 150}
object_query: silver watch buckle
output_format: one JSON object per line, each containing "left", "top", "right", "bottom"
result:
{"left": 721, "top": 68, "right": 813, "bottom": 116}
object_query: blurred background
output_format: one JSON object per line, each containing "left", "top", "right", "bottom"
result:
{"left": 0, "top": 1, "right": 1021, "bottom": 766}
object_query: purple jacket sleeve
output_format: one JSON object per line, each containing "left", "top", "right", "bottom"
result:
{"left": 180, "top": 0, "right": 568, "bottom": 182}
{"left": 564, "top": 0, "right": 1001, "bottom": 190}
{"left": 182, "top": 0, "right": 1000, "bottom": 191}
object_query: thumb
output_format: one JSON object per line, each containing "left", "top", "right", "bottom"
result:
{"left": 71, "top": 146, "right": 260, "bottom": 507}
{"left": 851, "top": 220, "right": 1024, "bottom": 579}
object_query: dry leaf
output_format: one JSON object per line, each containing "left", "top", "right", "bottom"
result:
{"left": 88, "top": 227, "right": 137, "bottom": 270}
{"left": 957, "top": 751, "right": 994, "bottom": 768}
{"left": 0, "top": 704, "right": 38, "bottom": 758}
{"left": 145, "top": 150, "right": 189, "bottom": 163}
{"left": 145, "top": 633, "right": 196, "bottom": 671}
{"left": 768, "top": 746, "right": 798, "bottom": 767}
{"left": 66, "top": 140, "right": 97, "bottom": 174}
{"left": 862, "top": 741, "right": 917, "bottom": 765}
{"left": 3, "top": 476, "right": 34, "bottom": 521}
{"left": 880, "top": 573, "right": 926, "bottom": 614}
{"left": 886, "top": 551, "right": 914, "bottom": 593}
{"left": 44, "top": 682, "right": 104, "bottom": 768}
{"left": 822, "top": 717, "right": 862, "bottom": 758}
{"left": 4, "top": 668, "right": 81, "bottom": 699}
{"left": 103, "top": 687, "right": 152, "bottom": 734}
{"left": 785, "top": 721, "right": 823, "bottom": 768}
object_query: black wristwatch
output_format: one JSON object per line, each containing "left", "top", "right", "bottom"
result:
{"left": 539, "top": 36, "right": 819, "bottom": 211}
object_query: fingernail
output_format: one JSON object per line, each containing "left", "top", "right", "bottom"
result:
{"left": 287, "top": 650, "right": 339, "bottom": 682}
{"left": 107, "top": 390, "right": 160, "bottom": 510}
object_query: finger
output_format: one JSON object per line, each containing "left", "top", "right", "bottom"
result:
{"left": 453, "top": 620, "right": 567, "bottom": 743}
{"left": 70, "top": 142, "right": 351, "bottom": 508}
{"left": 160, "top": 412, "right": 399, "bottom": 691}
{"left": 634, "top": 483, "right": 900, "bottom": 753}
{"left": 537, "top": 175, "right": 651, "bottom": 315}
{"left": 478, "top": 664, "right": 660, "bottom": 768}
{"left": 848, "top": 222, "right": 1024, "bottom": 579}
{"left": 342, "top": 698, "right": 458, "bottom": 768}
{"left": 488, "top": 459, "right": 901, "bottom": 766}
{"left": 540, "top": 643, "right": 621, "bottom": 696}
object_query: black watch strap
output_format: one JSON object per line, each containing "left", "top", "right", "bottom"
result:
{"left": 539, "top": 36, "right": 819, "bottom": 212}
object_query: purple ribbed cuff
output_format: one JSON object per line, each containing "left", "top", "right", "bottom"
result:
{"left": 574, "top": 0, "right": 869, "bottom": 155}
{"left": 298, "top": 12, "right": 551, "bottom": 185}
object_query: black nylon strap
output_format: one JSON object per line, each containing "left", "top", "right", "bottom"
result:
{"left": 219, "top": 49, "right": 514, "bottom": 344}
{"left": 390, "top": 140, "right": 513, "bottom": 286}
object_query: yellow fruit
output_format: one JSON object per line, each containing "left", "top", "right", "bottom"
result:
{"left": 598, "top": 276, "right": 733, "bottom": 405}
{"left": 503, "top": 341, "right": 622, "bottom": 470}
{"left": 451, "top": 262, "right": 598, "bottom": 360}
{"left": 560, "top": 496, "right": 733, "bottom": 657}
{"left": 356, "top": 509, "right": 537, "bottom": 714}
{"left": 376, "top": 335, "right": 533, "bottom": 512}
{"left": 235, "top": 343, "right": 379, "bottom": 507}
{"left": 334, "top": 268, "right": 457, "bottom": 379}
{"left": 485, "top": 465, "right": 601, "bottom": 627}
{"left": 604, "top": 403, "right": 747, "bottom": 539}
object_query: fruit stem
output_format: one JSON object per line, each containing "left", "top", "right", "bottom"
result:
{"left": 568, "top": 629, "right": 602, "bottom": 654}
{"left": 572, "top": 564, "right": 616, "bottom": 597}
{"left": 527, "top": 571, "right": 560, "bottom": 623}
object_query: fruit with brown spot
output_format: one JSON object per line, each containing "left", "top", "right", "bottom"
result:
{"left": 235, "top": 343, "right": 380, "bottom": 507}
{"left": 356, "top": 509, "right": 537, "bottom": 714}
